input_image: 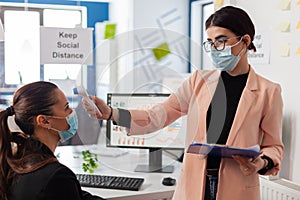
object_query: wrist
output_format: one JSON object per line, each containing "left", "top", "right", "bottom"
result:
{"left": 261, "top": 157, "right": 268, "bottom": 170}
{"left": 257, "top": 155, "right": 274, "bottom": 175}
{"left": 107, "top": 106, "right": 113, "bottom": 120}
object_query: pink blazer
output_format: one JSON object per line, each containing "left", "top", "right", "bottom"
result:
{"left": 128, "top": 67, "right": 284, "bottom": 200}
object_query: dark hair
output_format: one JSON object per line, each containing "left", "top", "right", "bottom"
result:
{"left": 0, "top": 81, "right": 59, "bottom": 199}
{"left": 205, "top": 6, "right": 257, "bottom": 52}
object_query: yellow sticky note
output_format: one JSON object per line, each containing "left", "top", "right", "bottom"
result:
{"left": 279, "top": 43, "right": 290, "bottom": 57}
{"left": 297, "top": 0, "right": 300, "bottom": 5}
{"left": 297, "top": 21, "right": 300, "bottom": 29}
{"left": 104, "top": 24, "right": 117, "bottom": 39}
{"left": 296, "top": 47, "right": 300, "bottom": 55}
{"left": 277, "top": 20, "right": 290, "bottom": 32}
{"left": 214, "top": 0, "right": 224, "bottom": 7}
{"left": 277, "top": 0, "right": 291, "bottom": 10}
{"left": 152, "top": 43, "right": 171, "bottom": 61}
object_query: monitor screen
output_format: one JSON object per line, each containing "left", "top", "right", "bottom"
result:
{"left": 106, "top": 93, "right": 186, "bottom": 173}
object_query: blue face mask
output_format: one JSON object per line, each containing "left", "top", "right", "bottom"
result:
{"left": 48, "top": 110, "right": 79, "bottom": 143}
{"left": 209, "top": 39, "right": 244, "bottom": 71}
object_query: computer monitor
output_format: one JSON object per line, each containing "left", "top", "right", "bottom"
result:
{"left": 106, "top": 93, "right": 186, "bottom": 173}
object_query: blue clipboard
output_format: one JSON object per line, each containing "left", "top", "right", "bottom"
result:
{"left": 187, "top": 143, "right": 262, "bottom": 158}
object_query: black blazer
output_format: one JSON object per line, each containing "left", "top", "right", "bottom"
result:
{"left": 8, "top": 161, "right": 105, "bottom": 200}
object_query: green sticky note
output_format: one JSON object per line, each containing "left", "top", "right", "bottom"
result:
{"left": 152, "top": 42, "right": 171, "bottom": 61}
{"left": 104, "top": 24, "right": 116, "bottom": 39}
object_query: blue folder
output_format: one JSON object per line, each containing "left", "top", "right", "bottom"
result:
{"left": 187, "top": 143, "right": 261, "bottom": 158}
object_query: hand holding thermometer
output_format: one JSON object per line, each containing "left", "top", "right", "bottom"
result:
{"left": 73, "top": 86, "right": 102, "bottom": 117}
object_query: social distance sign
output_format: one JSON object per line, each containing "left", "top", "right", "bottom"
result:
{"left": 40, "top": 27, "right": 93, "bottom": 65}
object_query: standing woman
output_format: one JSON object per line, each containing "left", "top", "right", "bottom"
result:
{"left": 84, "top": 6, "right": 284, "bottom": 200}
{"left": 0, "top": 81, "right": 104, "bottom": 200}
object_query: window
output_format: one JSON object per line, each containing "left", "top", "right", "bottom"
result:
{"left": 201, "top": 3, "right": 214, "bottom": 70}
{"left": 190, "top": 0, "right": 214, "bottom": 72}
{"left": 43, "top": 9, "right": 82, "bottom": 81}
{"left": 4, "top": 11, "right": 40, "bottom": 84}
{"left": 1, "top": 3, "right": 86, "bottom": 85}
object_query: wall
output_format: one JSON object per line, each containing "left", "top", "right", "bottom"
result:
{"left": 226, "top": 0, "right": 300, "bottom": 184}
{"left": 108, "top": 0, "right": 190, "bottom": 94}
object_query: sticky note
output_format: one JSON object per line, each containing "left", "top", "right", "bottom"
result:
{"left": 277, "top": 20, "right": 290, "bottom": 32}
{"left": 297, "top": 0, "right": 300, "bottom": 5}
{"left": 104, "top": 24, "right": 116, "bottom": 39}
{"left": 152, "top": 42, "right": 171, "bottom": 61}
{"left": 296, "top": 47, "right": 300, "bottom": 55}
{"left": 214, "top": 0, "right": 224, "bottom": 7}
{"left": 279, "top": 43, "right": 290, "bottom": 57}
{"left": 297, "top": 21, "right": 300, "bottom": 29}
{"left": 277, "top": 0, "right": 291, "bottom": 10}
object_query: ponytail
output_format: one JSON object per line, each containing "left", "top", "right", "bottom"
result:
{"left": 0, "top": 109, "right": 14, "bottom": 200}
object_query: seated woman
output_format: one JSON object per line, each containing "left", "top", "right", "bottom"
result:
{"left": 0, "top": 81, "right": 104, "bottom": 200}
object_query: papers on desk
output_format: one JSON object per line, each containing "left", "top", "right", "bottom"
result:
{"left": 187, "top": 143, "right": 261, "bottom": 158}
{"left": 88, "top": 145, "right": 129, "bottom": 158}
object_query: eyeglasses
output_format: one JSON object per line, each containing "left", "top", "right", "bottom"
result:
{"left": 203, "top": 36, "right": 241, "bottom": 52}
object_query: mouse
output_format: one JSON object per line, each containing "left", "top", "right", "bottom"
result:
{"left": 162, "top": 177, "right": 176, "bottom": 186}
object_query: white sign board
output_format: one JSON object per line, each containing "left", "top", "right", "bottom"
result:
{"left": 248, "top": 31, "right": 270, "bottom": 65}
{"left": 40, "top": 27, "right": 93, "bottom": 65}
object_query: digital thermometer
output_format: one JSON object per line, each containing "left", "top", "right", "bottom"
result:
{"left": 73, "top": 86, "right": 102, "bottom": 116}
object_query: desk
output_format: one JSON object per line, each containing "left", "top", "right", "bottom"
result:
{"left": 55, "top": 145, "right": 182, "bottom": 200}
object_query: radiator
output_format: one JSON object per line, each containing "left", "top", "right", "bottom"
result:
{"left": 260, "top": 177, "right": 300, "bottom": 200}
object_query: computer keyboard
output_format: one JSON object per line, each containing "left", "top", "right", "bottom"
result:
{"left": 76, "top": 174, "right": 144, "bottom": 191}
